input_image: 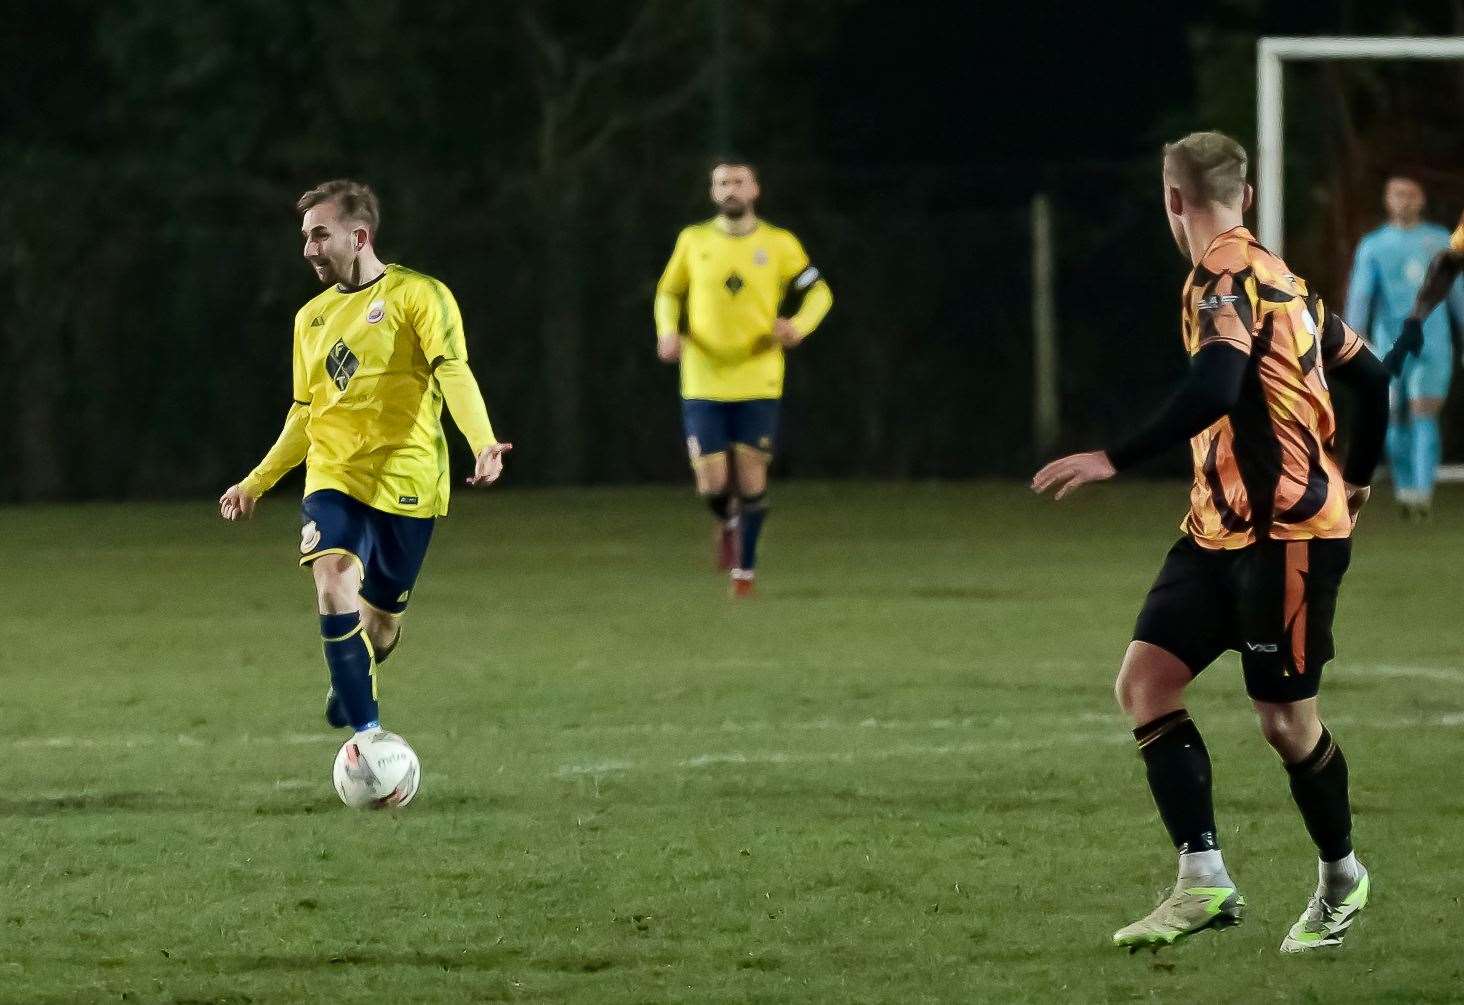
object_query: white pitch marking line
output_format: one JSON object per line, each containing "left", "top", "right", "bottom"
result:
{"left": 556, "top": 732, "right": 1128, "bottom": 779}
{"left": 1367, "top": 664, "right": 1464, "bottom": 684}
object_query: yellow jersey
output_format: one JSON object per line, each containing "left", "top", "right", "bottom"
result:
{"left": 239, "top": 264, "right": 496, "bottom": 517}
{"left": 654, "top": 218, "right": 833, "bottom": 400}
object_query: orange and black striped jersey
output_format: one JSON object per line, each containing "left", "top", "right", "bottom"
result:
{"left": 1181, "top": 227, "right": 1365, "bottom": 550}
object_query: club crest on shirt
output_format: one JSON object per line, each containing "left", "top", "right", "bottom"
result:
{"left": 300, "top": 521, "right": 321, "bottom": 554}
{"left": 753, "top": 249, "right": 769, "bottom": 266}
{"left": 326, "top": 339, "right": 359, "bottom": 391}
{"left": 366, "top": 300, "right": 386, "bottom": 324}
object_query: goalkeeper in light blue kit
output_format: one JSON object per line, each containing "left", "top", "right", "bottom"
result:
{"left": 1345, "top": 175, "right": 1464, "bottom": 519}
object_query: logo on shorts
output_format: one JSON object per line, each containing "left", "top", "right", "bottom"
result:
{"left": 686, "top": 435, "right": 702, "bottom": 460}
{"left": 366, "top": 300, "right": 386, "bottom": 324}
{"left": 300, "top": 521, "right": 321, "bottom": 554}
{"left": 1244, "top": 641, "right": 1279, "bottom": 653}
{"left": 397, "top": 590, "right": 411, "bottom": 603}
{"left": 758, "top": 436, "right": 773, "bottom": 451}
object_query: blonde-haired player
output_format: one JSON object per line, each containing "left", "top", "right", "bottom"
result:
{"left": 220, "top": 179, "right": 510, "bottom": 733}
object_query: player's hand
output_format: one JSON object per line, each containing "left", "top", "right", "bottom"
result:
{"left": 1345, "top": 482, "right": 1370, "bottom": 529}
{"left": 656, "top": 334, "right": 682, "bottom": 363}
{"left": 1383, "top": 318, "right": 1424, "bottom": 376}
{"left": 219, "top": 484, "right": 258, "bottom": 521}
{"left": 1031, "top": 451, "right": 1117, "bottom": 501}
{"left": 466, "top": 443, "right": 513, "bottom": 487}
{"left": 773, "top": 318, "right": 803, "bottom": 348}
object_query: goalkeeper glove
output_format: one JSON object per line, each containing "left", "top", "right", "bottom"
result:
{"left": 1381, "top": 317, "right": 1423, "bottom": 376}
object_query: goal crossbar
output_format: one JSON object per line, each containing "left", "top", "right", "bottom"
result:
{"left": 1256, "top": 35, "right": 1464, "bottom": 253}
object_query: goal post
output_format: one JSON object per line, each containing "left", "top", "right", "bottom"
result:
{"left": 1255, "top": 35, "right": 1464, "bottom": 255}
{"left": 1258, "top": 36, "right": 1464, "bottom": 481}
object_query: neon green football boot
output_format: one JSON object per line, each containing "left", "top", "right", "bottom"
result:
{"left": 1113, "top": 883, "right": 1244, "bottom": 951}
{"left": 1279, "top": 867, "right": 1369, "bottom": 954}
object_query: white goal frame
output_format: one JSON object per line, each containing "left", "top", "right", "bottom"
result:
{"left": 1256, "top": 35, "right": 1464, "bottom": 255}
{"left": 1258, "top": 36, "right": 1464, "bottom": 481}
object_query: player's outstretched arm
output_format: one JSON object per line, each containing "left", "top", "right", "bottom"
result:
{"left": 1409, "top": 249, "right": 1463, "bottom": 322}
{"left": 1386, "top": 250, "right": 1464, "bottom": 374}
{"left": 1033, "top": 343, "right": 1248, "bottom": 501}
{"left": 221, "top": 401, "right": 309, "bottom": 520}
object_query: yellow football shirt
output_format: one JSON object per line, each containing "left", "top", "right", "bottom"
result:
{"left": 239, "top": 264, "right": 496, "bottom": 517}
{"left": 654, "top": 218, "right": 833, "bottom": 400}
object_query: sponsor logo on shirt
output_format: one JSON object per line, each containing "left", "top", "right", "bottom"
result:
{"left": 366, "top": 300, "right": 386, "bottom": 324}
{"left": 398, "top": 495, "right": 418, "bottom": 506}
{"left": 311, "top": 316, "right": 325, "bottom": 327}
{"left": 753, "top": 248, "right": 769, "bottom": 266}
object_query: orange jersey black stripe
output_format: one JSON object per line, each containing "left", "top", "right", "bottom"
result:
{"left": 1180, "top": 227, "right": 1364, "bottom": 550}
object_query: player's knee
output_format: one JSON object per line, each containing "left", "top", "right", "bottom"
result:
{"left": 312, "top": 556, "right": 361, "bottom": 614}
{"left": 1114, "top": 643, "right": 1188, "bottom": 720}
{"left": 694, "top": 461, "right": 729, "bottom": 496}
{"left": 1411, "top": 397, "right": 1444, "bottom": 419}
{"left": 1255, "top": 702, "right": 1320, "bottom": 760}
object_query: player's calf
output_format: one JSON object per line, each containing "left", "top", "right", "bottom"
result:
{"left": 729, "top": 491, "right": 767, "bottom": 596}
{"left": 311, "top": 555, "right": 378, "bottom": 731}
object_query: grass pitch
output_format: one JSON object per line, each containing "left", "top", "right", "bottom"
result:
{"left": 2, "top": 482, "right": 1461, "bottom": 1003}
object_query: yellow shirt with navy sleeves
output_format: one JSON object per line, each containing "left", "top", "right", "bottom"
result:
{"left": 239, "top": 264, "right": 496, "bottom": 517}
{"left": 654, "top": 218, "right": 833, "bottom": 401}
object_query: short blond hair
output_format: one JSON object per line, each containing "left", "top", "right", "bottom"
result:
{"left": 296, "top": 179, "right": 380, "bottom": 236}
{"left": 1163, "top": 132, "right": 1248, "bottom": 206}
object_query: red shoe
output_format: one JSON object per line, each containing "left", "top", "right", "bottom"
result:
{"left": 716, "top": 519, "right": 740, "bottom": 571}
{"left": 730, "top": 569, "right": 756, "bottom": 598}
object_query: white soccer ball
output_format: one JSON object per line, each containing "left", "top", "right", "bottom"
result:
{"left": 332, "top": 729, "right": 421, "bottom": 809}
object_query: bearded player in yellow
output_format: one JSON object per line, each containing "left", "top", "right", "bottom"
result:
{"left": 654, "top": 160, "right": 833, "bottom": 596}
{"left": 219, "top": 180, "right": 511, "bottom": 733}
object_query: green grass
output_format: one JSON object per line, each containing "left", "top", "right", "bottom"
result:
{"left": 2, "top": 482, "right": 1462, "bottom": 1003}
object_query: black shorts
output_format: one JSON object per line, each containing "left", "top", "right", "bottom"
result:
{"left": 299, "top": 490, "right": 436, "bottom": 615}
{"left": 1133, "top": 536, "right": 1352, "bottom": 703}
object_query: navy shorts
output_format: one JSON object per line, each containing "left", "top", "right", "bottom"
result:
{"left": 1133, "top": 536, "right": 1352, "bottom": 703}
{"left": 682, "top": 398, "right": 781, "bottom": 462}
{"left": 299, "top": 490, "right": 435, "bottom": 615}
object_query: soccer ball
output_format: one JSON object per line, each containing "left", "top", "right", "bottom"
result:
{"left": 332, "top": 729, "right": 421, "bottom": 809}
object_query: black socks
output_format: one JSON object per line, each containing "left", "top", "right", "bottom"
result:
{"left": 1285, "top": 726, "right": 1353, "bottom": 863}
{"left": 1134, "top": 709, "right": 1219, "bottom": 853}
